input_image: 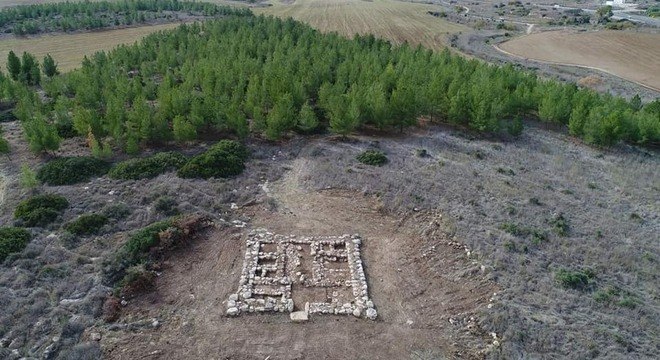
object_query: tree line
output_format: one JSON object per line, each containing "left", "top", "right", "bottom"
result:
{"left": 3, "top": 14, "right": 658, "bottom": 155}
{"left": 0, "top": 0, "right": 250, "bottom": 35}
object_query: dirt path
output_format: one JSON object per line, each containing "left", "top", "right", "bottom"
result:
{"left": 101, "top": 143, "right": 497, "bottom": 359}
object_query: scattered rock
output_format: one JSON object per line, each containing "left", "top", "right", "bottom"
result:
{"left": 366, "top": 308, "right": 378, "bottom": 320}
{"left": 227, "top": 307, "right": 239, "bottom": 316}
{"left": 90, "top": 333, "right": 101, "bottom": 342}
{"left": 290, "top": 311, "right": 309, "bottom": 322}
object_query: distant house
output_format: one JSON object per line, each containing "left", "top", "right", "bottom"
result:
{"left": 605, "top": 0, "right": 626, "bottom": 6}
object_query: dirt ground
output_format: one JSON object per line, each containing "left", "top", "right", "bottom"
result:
{"left": 98, "top": 153, "right": 498, "bottom": 359}
{"left": 498, "top": 30, "right": 660, "bottom": 92}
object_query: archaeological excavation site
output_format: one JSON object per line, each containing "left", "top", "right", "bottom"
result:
{"left": 227, "top": 229, "right": 377, "bottom": 322}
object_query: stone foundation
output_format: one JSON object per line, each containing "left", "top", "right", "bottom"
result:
{"left": 226, "top": 229, "right": 377, "bottom": 320}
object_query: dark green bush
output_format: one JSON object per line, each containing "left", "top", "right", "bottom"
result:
{"left": 356, "top": 150, "right": 388, "bottom": 166}
{"left": 177, "top": 140, "right": 249, "bottom": 179}
{"left": 154, "top": 196, "right": 179, "bottom": 216}
{"left": 37, "top": 156, "right": 110, "bottom": 185}
{"left": 556, "top": 268, "right": 596, "bottom": 290}
{"left": 14, "top": 193, "right": 69, "bottom": 227}
{"left": 109, "top": 152, "right": 187, "bottom": 180}
{"left": 0, "top": 227, "right": 32, "bottom": 261}
{"left": 122, "top": 219, "right": 174, "bottom": 266}
{"left": 63, "top": 214, "right": 108, "bottom": 235}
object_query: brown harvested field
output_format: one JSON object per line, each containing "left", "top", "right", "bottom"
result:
{"left": 255, "top": 0, "right": 468, "bottom": 50}
{"left": 498, "top": 30, "right": 660, "bottom": 92}
{"left": 0, "top": 23, "right": 182, "bottom": 72}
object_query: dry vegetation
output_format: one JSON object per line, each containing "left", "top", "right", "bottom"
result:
{"left": 0, "top": 23, "right": 182, "bottom": 72}
{"left": 255, "top": 0, "right": 468, "bottom": 50}
{"left": 498, "top": 30, "right": 660, "bottom": 92}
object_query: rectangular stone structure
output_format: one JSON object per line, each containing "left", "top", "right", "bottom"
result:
{"left": 226, "top": 229, "right": 377, "bottom": 320}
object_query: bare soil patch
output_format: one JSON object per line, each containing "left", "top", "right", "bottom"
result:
{"left": 498, "top": 30, "right": 660, "bottom": 92}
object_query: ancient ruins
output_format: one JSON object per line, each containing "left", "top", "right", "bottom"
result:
{"left": 226, "top": 229, "right": 377, "bottom": 321}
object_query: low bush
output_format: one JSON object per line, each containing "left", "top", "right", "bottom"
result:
{"left": 102, "top": 203, "right": 131, "bottom": 220}
{"left": 14, "top": 193, "right": 69, "bottom": 227}
{"left": 105, "top": 214, "right": 213, "bottom": 288}
{"left": 0, "top": 227, "right": 32, "bottom": 261}
{"left": 37, "top": 156, "right": 110, "bottom": 185}
{"left": 177, "top": 140, "right": 249, "bottom": 179}
{"left": 556, "top": 268, "right": 596, "bottom": 290}
{"left": 108, "top": 151, "right": 187, "bottom": 180}
{"left": 154, "top": 196, "right": 179, "bottom": 216}
{"left": 550, "top": 212, "right": 569, "bottom": 236}
{"left": 356, "top": 150, "right": 388, "bottom": 166}
{"left": 63, "top": 214, "right": 108, "bottom": 235}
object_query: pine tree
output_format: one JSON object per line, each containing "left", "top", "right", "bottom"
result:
{"left": 6, "top": 51, "right": 20, "bottom": 81}
{"left": 23, "top": 113, "right": 60, "bottom": 153}
{"left": 20, "top": 52, "right": 40, "bottom": 85}
{"left": 173, "top": 115, "right": 197, "bottom": 142}
{"left": 265, "top": 93, "right": 295, "bottom": 140}
{"left": 42, "top": 54, "right": 59, "bottom": 77}
{"left": 297, "top": 101, "right": 318, "bottom": 133}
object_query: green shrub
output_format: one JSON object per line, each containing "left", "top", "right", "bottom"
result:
{"left": 556, "top": 268, "right": 596, "bottom": 290}
{"left": 109, "top": 152, "right": 187, "bottom": 180}
{"left": 550, "top": 213, "right": 569, "bottom": 236}
{"left": 0, "top": 227, "right": 32, "bottom": 261}
{"left": 63, "top": 214, "right": 108, "bottom": 235}
{"left": 102, "top": 203, "right": 131, "bottom": 220}
{"left": 14, "top": 193, "right": 69, "bottom": 227}
{"left": 122, "top": 219, "right": 174, "bottom": 265}
{"left": 177, "top": 140, "right": 249, "bottom": 179}
{"left": 356, "top": 150, "right": 388, "bottom": 166}
{"left": 499, "top": 222, "right": 528, "bottom": 236}
{"left": 154, "top": 196, "right": 179, "bottom": 216}
{"left": 37, "top": 156, "right": 110, "bottom": 185}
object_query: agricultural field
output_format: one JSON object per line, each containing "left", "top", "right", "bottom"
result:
{"left": 255, "top": 0, "right": 468, "bottom": 50}
{"left": 0, "top": 23, "right": 181, "bottom": 72}
{"left": 498, "top": 30, "right": 660, "bottom": 92}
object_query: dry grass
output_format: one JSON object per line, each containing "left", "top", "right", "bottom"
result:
{"left": 255, "top": 0, "right": 468, "bottom": 50}
{"left": 498, "top": 30, "right": 660, "bottom": 92}
{"left": 0, "top": 23, "right": 182, "bottom": 72}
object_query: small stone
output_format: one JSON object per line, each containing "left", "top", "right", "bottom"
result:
{"left": 228, "top": 294, "right": 238, "bottom": 302}
{"left": 90, "top": 333, "right": 102, "bottom": 341}
{"left": 227, "top": 307, "right": 239, "bottom": 316}
{"left": 120, "top": 300, "right": 128, "bottom": 306}
{"left": 152, "top": 320, "right": 160, "bottom": 328}
{"left": 366, "top": 308, "right": 377, "bottom": 320}
{"left": 406, "top": 319, "right": 414, "bottom": 326}
{"left": 227, "top": 300, "right": 236, "bottom": 308}
{"left": 352, "top": 308, "right": 362, "bottom": 317}
{"left": 290, "top": 311, "right": 309, "bottom": 322}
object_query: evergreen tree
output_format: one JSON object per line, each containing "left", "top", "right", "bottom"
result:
{"left": 42, "top": 54, "right": 59, "bottom": 77}
{"left": 20, "top": 52, "right": 40, "bottom": 85}
{"left": 265, "top": 93, "right": 295, "bottom": 140}
{"left": 6, "top": 51, "right": 20, "bottom": 81}
{"left": 297, "top": 101, "right": 319, "bottom": 132}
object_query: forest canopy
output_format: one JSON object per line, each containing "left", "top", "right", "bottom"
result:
{"left": 0, "top": 0, "right": 250, "bottom": 35}
{"left": 2, "top": 13, "right": 659, "bottom": 155}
